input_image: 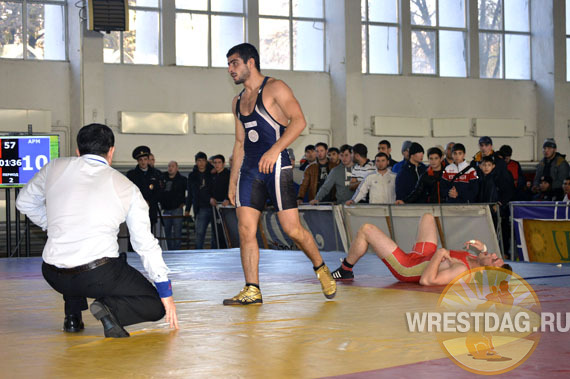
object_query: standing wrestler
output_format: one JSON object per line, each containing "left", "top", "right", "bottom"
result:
{"left": 331, "top": 213, "right": 511, "bottom": 285}
{"left": 224, "top": 43, "right": 336, "bottom": 305}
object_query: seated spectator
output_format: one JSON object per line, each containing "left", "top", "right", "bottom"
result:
{"left": 533, "top": 175, "right": 560, "bottom": 201}
{"left": 378, "top": 139, "right": 398, "bottom": 168}
{"left": 161, "top": 161, "right": 187, "bottom": 250}
{"left": 392, "top": 140, "right": 412, "bottom": 174}
{"left": 347, "top": 152, "right": 396, "bottom": 205}
{"left": 349, "top": 143, "right": 376, "bottom": 192}
{"left": 310, "top": 144, "right": 355, "bottom": 204}
{"left": 563, "top": 177, "right": 570, "bottom": 201}
{"left": 186, "top": 152, "right": 214, "bottom": 249}
{"left": 328, "top": 147, "right": 340, "bottom": 166}
{"left": 498, "top": 145, "right": 525, "bottom": 197}
{"left": 395, "top": 142, "right": 426, "bottom": 201}
{"left": 299, "top": 144, "right": 316, "bottom": 171}
{"left": 297, "top": 142, "right": 339, "bottom": 204}
{"left": 533, "top": 138, "right": 569, "bottom": 199}
{"left": 400, "top": 147, "right": 445, "bottom": 204}
{"left": 441, "top": 143, "right": 478, "bottom": 203}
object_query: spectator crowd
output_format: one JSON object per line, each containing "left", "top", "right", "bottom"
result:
{"left": 125, "top": 136, "right": 570, "bottom": 257}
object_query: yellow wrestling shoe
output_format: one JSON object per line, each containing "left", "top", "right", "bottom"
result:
{"left": 223, "top": 285, "right": 263, "bottom": 305}
{"left": 315, "top": 264, "right": 337, "bottom": 299}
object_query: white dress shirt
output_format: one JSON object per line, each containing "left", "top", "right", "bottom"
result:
{"left": 16, "top": 154, "right": 169, "bottom": 283}
{"left": 352, "top": 169, "right": 397, "bottom": 204}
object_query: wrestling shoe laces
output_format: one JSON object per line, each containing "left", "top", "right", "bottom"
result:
{"left": 331, "top": 258, "right": 354, "bottom": 281}
{"left": 315, "top": 264, "right": 337, "bottom": 299}
{"left": 223, "top": 285, "right": 263, "bottom": 305}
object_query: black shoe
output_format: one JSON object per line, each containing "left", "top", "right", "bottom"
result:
{"left": 331, "top": 263, "right": 354, "bottom": 282}
{"left": 90, "top": 301, "right": 130, "bottom": 338}
{"left": 63, "top": 314, "right": 84, "bottom": 333}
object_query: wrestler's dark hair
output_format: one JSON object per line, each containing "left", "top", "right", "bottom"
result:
{"left": 226, "top": 43, "right": 260, "bottom": 72}
{"left": 328, "top": 147, "right": 340, "bottom": 154}
{"left": 315, "top": 142, "right": 328, "bottom": 150}
{"left": 212, "top": 154, "right": 225, "bottom": 163}
{"left": 353, "top": 143, "right": 368, "bottom": 158}
{"left": 427, "top": 147, "right": 443, "bottom": 158}
{"left": 452, "top": 143, "right": 466, "bottom": 153}
{"left": 340, "top": 144, "right": 352, "bottom": 153}
{"left": 77, "top": 123, "right": 114, "bottom": 156}
{"left": 379, "top": 139, "right": 391, "bottom": 148}
{"left": 501, "top": 263, "right": 512, "bottom": 272}
{"left": 195, "top": 151, "right": 208, "bottom": 161}
{"left": 305, "top": 144, "right": 315, "bottom": 152}
{"left": 375, "top": 152, "right": 389, "bottom": 160}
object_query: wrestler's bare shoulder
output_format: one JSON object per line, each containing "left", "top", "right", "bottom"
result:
{"left": 263, "top": 78, "right": 293, "bottom": 96}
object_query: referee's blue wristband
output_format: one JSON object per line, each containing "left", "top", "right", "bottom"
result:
{"left": 155, "top": 280, "right": 173, "bottom": 298}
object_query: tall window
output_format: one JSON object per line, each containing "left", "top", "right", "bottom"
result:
{"left": 176, "top": 0, "right": 245, "bottom": 67}
{"left": 567, "top": 0, "right": 570, "bottom": 81}
{"left": 0, "top": 0, "right": 66, "bottom": 60}
{"left": 104, "top": 0, "right": 160, "bottom": 65}
{"left": 410, "top": 0, "right": 467, "bottom": 77}
{"left": 361, "top": 0, "right": 399, "bottom": 74}
{"left": 258, "top": 0, "right": 325, "bottom": 71}
{"left": 479, "top": 0, "right": 530, "bottom": 79}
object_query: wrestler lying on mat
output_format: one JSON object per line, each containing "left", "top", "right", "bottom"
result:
{"left": 331, "top": 213, "right": 511, "bottom": 285}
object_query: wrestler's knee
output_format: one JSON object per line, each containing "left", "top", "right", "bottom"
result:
{"left": 238, "top": 222, "right": 257, "bottom": 241}
{"left": 360, "top": 223, "right": 378, "bottom": 237}
{"left": 282, "top": 222, "right": 305, "bottom": 241}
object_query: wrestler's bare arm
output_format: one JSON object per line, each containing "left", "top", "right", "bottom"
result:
{"left": 419, "top": 248, "right": 469, "bottom": 286}
{"left": 258, "top": 79, "right": 306, "bottom": 174}
{"left": 228, "top": 96, "right": 245, "bottom": 206}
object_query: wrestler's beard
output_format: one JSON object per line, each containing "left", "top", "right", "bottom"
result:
{"left": 234, "top": 67, "right": 250, "bottom": 85}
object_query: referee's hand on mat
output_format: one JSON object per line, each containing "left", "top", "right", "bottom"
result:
{"left": 161, "top": 296, "right": 179, "bottom": 329}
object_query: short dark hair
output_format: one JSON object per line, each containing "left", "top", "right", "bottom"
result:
{"left": 565, "top": 177, "right": 570, "bottom": 182}
{"left": 340, "top": 144, "right": 352, "bottom": 153}
{"left": 481, "top": 155, "right": 495, "bottom": 164}
{"left": 328, "top": 147, "right": 339, "bottom": 154}
{"left": 195, "top": 151, "right": 208, "bottom": 161}
{"left": 353, "top": 143, "right": 368, "bottom": 158}
{"left": 305, "top": 144, "right": 315, "bottom": 152}
{"left": 379, "top": 140, "right": 391, "bottom": 148}
{"left": 452, "top": 143, "right": 466, "bottom": 153}
{"left": 212, "top": 154, "right": 225, "bottom": 163}
{"left": 315, "top": 142, "right": 328, "bottom": 150}
{"left": 77, "top": 123, "right": 114, "bottom": 156}
{"left": 226, "top": 43, "right": 260, "bottom": 72}
{"left": 375, "top": 152, "right": 388, "bottom": 160}
{"left": 427, "top": 147, "right": 443, "bottom": 158}
{"left": 499, "top": 145, "right": 513, "bottom": 157}
{"left": 501, "top": 263, "right": 512, "bottom": 272}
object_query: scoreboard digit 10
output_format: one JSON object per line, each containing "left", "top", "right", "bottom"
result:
{"left": 0, "top": 135, "right": 59, "bottom": 187}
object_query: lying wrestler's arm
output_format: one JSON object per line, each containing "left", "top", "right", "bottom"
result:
{"left": 258, "top": 80, "right": 306, "bottom": 174}
{"left": 419, "top": 248, "right": 468, "bottom": 286}
{"left": 228, "top": 96, "right": 245, "bottom": 206}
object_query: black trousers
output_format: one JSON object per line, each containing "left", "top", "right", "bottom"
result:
{"left": 42, "top": 258, "right": 165, "bottom": 327}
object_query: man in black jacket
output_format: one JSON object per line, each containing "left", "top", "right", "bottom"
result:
{"left": 161, "top": 161, "right": 187, "bottom": 250}
{"left": 210, "top": 154, "right": 230, "bottom": 248}
{"left": 127, "top": 146, "right": 162, "bottom": 233}
{"left": 399, "top": 147, "right": 445, "bottom": 204}
{"left": 186, "top": 152, "right": 214, "bottom": 249}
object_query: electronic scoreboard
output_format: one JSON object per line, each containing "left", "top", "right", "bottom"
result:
{"left": 0, "top": 135, "right": 59, "bottom": 187}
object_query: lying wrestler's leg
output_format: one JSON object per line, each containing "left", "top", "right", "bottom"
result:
{"left": 278, "top": 208, "right": 336, "bottom": 299}
{"left": 237, "top": 206, "right": 262, "bottom": 284}
{"left": 415, "top": 213, "right": 438, "bottom": 245}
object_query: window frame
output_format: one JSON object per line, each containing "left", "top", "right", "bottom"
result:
{"left": 175, "top": 0, "right": 246, "bottom": 68}
{"left": 258, "top": 0, "right": 326, "bottom": 72}
{"left": 409, "top": 0, "right": 468, "bottom": 77}
{"left": 361, "top": 0, "right": 400, "bottom": 75}
{"left": 0, "top": 0, "right": 68, "bottom": 61}
{"left": 106, "top": 1, "right": 162, "bottom": 65}
{"left": 478, "top": 0, "right": 532, "bottom": 80}
{"left": 566, "top": 0, "right": 570, "bottom": 82}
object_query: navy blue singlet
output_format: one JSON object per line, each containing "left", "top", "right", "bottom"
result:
{"left": 235, "top": 77, "right": 296, "bottom": 212}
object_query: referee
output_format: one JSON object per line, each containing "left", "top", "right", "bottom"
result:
{"left": 16, "top": 123, "right": 178, "bottom": 337}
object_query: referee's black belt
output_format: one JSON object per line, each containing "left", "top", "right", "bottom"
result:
{"left": 44, "top": 257, "right": 115, "bottom": 274}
